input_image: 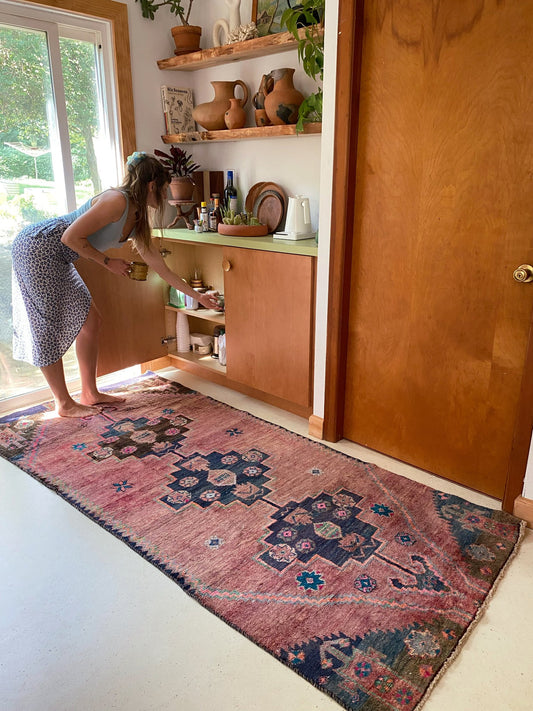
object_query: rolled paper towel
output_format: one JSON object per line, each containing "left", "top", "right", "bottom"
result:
{"left": 176, "top": 311, "right": 190, "bottom": 353}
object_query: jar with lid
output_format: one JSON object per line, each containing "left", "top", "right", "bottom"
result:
{"left": 212, "top": 325, "right": 225, "bottom": 359}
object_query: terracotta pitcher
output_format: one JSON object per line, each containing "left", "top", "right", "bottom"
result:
{"left": 193, "top": 80, "right": 249, "bottom": 131}
{"left": 264, "top": 68, "right": 304, "bottom": 125}
{"left": 224, "top": 98, "right": 247, "bottom": 129}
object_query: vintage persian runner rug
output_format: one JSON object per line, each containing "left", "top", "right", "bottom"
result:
{"left": 0, "top": 374, "right": 524, "bottom": 711}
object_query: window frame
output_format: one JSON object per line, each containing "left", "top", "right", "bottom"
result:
{"left": 14, "top": 0, "right": 136, "bottom": 163}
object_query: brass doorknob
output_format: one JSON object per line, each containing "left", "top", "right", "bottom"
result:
{"left": 513, "top": 264, "right": 533, "bottom": 283}
{"left": 222, "top": 258, "right": 232, "bottom": 272}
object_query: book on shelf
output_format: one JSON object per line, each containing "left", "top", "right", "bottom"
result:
{"left": 161, "top": 86, "right": 195, "bottom": 135}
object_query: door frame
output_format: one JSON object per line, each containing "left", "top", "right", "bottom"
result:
{"left": 323, "top": 0, "right": 533, "bottom": 513}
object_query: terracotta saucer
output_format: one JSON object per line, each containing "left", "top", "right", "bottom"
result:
{"left": 245, "top": 182, "right": 267, "bottom": 213}
{"left": 254, "top": 190, "right": 285, "bottom": 232}
{"left": 257, "top": 182, "right": 287, "bottom": 215}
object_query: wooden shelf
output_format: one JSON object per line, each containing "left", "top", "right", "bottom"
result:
{"left": 158, "top": 30, "right": 305, "bottom": 71}
{"left": 165, "top": 305, "right": 225, "bottom": 325}
{"left": 162, "top": 122, "right": 321, "bottom": 144}
{"left": 168, "top": 350, "right": 227, "bottom": 384}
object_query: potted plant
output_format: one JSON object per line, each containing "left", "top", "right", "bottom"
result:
{"left": 135, "top": 0, "right": 202, "bottom": 55}
{"left": 154, "top": 145, "right": 200, "bottom": 200}
{"left": 281, "top": 0, "right": 325, "bottom": 132}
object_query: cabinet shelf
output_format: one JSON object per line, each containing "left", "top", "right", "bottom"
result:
{"left": 162, "top": 122, "right": 321, "bottom": 144}
{"left": 157, "top": 29, "right": 312, "bottom": 72}
{"left": 168, "top": 350, "right": 227, "bottom": 381}
{"left": 165, "top": 305, "right": 225, "bottom": 325}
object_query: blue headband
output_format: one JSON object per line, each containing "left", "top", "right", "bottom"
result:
{"left": 127, "top": 151, "right": 147, "bottom": 167}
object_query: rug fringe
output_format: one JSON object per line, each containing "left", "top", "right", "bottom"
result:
{"left": 414, "top": 518, "right": 528, "bottom": 710}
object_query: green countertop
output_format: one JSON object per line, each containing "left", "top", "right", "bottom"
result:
{"left": 153, "top": 228, "right": 318, "bottom": 257}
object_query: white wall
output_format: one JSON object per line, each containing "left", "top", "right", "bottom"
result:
{"left": 124, "top": 0, "right": 321, "bottom": 228}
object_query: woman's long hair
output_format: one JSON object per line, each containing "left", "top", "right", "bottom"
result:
{"left": 121, "top": 154, "right": 170, "bottom": 252}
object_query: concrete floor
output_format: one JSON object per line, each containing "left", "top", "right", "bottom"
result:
{"left": 1, "top": 367, "right": 532, "bottom": 711}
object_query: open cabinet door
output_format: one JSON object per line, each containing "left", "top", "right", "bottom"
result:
{"left": 76, "top": 241, "right": 167, "bottom": 376}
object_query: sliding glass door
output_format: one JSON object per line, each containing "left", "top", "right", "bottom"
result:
{"left": 0, "top": 1, "right": 121, "bottom": 405}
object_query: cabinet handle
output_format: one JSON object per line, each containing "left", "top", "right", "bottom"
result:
{"left": 222, "top": 258, "right": 232, "bottom": 272}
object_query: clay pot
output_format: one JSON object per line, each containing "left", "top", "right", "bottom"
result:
{"left": 171, "top": 25, "right": 202, "bottom": 56}
{"left": 264, "top": 67, "right": 304, "bottom": 126}
{"left": 252, "top": 73, "right": 274, "bottom": 109}
{"left": 225, "top": 98, "right": 247, "bottom": 129}
{"left": 169, "top": 176, "right": 194, "bottom": 201}
{"left": 192, "top": 80, "right": 249, "bottom": 131}
{"left": 255, "top": 109, "right": 271, "bottom": 127}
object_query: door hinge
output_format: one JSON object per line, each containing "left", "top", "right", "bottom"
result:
{"left": 161, "top": 335, "right": 177, "bottom": 344}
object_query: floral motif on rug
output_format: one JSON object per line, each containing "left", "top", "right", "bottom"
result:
{"left": 0, "top": 374, "right": 524, "bottom": 711}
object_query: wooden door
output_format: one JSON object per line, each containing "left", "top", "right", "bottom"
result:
{"left": 223, "top": 247, "right": 315, "bottom": 415}
{"left": 337, "top": 0, "right": 533, "bottom": 499}
{"left": 76, "top": 241, "right": 167, "bottom": 376}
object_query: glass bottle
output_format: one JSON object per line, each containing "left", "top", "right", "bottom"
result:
{"left": 224, "top": 170, "right": 238, "bottom": 213}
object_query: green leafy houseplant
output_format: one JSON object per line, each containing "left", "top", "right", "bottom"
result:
{"left": 281, "top": 0, "right": 325, "bottom": 132}
{"left": 154, "top": 146, "right": 200, "bottom": 177}
{"left": 135, "top": 0, "right": 194, "bottom": 24}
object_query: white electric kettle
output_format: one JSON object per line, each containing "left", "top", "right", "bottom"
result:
{"left": 274, "top": 195, "right": 315, "bottom": 240}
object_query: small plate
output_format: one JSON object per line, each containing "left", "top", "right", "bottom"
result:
{"left": 254, "top": 190, "right": 285, "bottom": 232}
{"left": 244, "top": 182, "right": 267, "bottom": 213}
{"left": 257, "top": 182, "right": 287, "bottom": 213}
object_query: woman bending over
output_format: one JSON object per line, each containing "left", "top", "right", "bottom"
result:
{"left": 11, "top": 152, "right": 219, "bottom": 418}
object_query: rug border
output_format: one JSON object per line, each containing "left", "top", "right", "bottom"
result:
{"left": 1, "top": 371, "right": 527, "bottom": 711}
{"left": 415, "top": 517, "right": 527, "bottom": 710}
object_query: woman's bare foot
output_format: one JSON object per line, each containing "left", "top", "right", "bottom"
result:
{"left": 56, "top": 401, "right": 99, "bottom": 418}
{"left": 79, "top": 391, "right": 126, "bottom": 406}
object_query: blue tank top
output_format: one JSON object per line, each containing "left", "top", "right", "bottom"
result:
{"left": 63, "top": 189, "right": 132, "bottom": 250}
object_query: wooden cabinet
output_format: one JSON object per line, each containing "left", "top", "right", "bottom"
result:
{"left": 223, "top": 247, "right": 315, "bottom": 413}
{"left": 76, "top": 241, "right": 167, "bottom": 376}
{"left": 78, "top": 234, "right": 315, "bottom": 417}
{"left": 158, "top": 237, "right": 316, "bottom": 417}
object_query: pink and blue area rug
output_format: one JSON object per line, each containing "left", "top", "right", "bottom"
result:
{"left": 0, "top": 374, "right": 525, "bottom": 710}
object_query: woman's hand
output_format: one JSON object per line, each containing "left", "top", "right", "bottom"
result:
{"left": 105, "top": 258, "right": 132, "bottom": 277}
{"left": 198, "top": 292, "right": 222, "bottom": 310}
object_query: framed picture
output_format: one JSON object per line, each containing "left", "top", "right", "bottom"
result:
{"left": 253, "top": 0, "right": 291, "bottom": 37}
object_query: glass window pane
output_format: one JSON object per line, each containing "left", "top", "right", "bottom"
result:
{"left": 59, "top": 35, "right": 108, "bottom": 205}
{"left": 0, "top": 24, "right": 91, "bottom": 402}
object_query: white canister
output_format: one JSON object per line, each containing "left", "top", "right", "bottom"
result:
{"left": 218, "top": 333, "right": 226, "bottom": 366}
{"left": 185, "top": 293, "right": 198, "bottom": 310}
{"left": 176, "top": 311, "right": 190, "bottom": 353}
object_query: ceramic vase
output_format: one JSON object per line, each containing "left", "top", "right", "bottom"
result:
{"left": 224, "top": 98, "right": 247, "bottom": 129}
{"left": 192, "top": 80, "right": 249, "bottom": 131}
{"left": 255, "top": 109, "right": 271, "bottom": 127}
{"left": 264, "top": 68, "right": 304, "bottom": 126}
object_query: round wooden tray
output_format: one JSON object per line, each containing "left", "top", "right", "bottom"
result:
{"left": 218, "top": 223, "right": 269, "bottom": 237}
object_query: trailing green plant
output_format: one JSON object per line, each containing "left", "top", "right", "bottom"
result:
{"left": 281, "top": 0, "right": 325, "bottom": 132}
{"left": 154, "top": 146, "right": 200, "bottom": 177}
{"left": 135, "top": 0, "right": 194, "bottom": 24}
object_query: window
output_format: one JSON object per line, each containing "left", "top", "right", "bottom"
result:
{"left": 0, "top": 0, "right": 134, "bottom": 410}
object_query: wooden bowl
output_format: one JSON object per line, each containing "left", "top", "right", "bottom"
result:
{"left": 218, "top": 223, "right": 269, "bottom": 237}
